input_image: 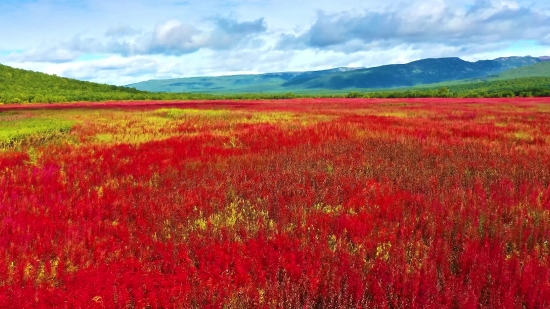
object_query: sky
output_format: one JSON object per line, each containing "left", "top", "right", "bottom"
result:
{"left": 1, "top": 0, "right": 550, "bottom": 85}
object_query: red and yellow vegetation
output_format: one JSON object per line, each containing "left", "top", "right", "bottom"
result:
{"left": 2, "top": 98, "right": 550, "bottom": 308}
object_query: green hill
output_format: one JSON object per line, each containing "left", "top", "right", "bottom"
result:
{"left": 0, "top": 64, "right": 221, "bottom": 104}
{"left": 0, "top": 63, "right": 145, "bottom": 103}
{"left": 283, "top": 58, "right": 489, "bottom": 89}
{"left": 487, "top": 61, "right": 550, "bottom": 80}
{"left": 328, "top": 75, "right": 549, "bottom": 99}
{"left": 391, "top": 77, "right": 550, "bottom": 98}
{"left": 399, "top": 60, "right": 550, "bottom": 90}
{"left": 126, "top": 68, "right": 363, "bottom": 93}
{"left": 284, "top": 57, "right": 548, "bottom": 90}
{"left": 1, "top": 60, "right": 549, "bottom": 104}
{"left": 127, "top": 74, "right": 291, "bottom": 93}
{"left": 128, "top": 56, "right": 545, "bottom": 93}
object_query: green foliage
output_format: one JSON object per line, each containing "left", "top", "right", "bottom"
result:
{"left": 489, "top": 61, "right": 550, "bottom": 80}
{"left": 0, "top": 116, "right": 74, "bottom": 147}
{"left": 438, "top": 87, "right": 450, "bottom": 96}
{"left": 346, "top": 92, "right": 363, "bottom": 98}
{"left": 355, "top": 77, "right": 550, "bottom": 99}
{"left": 0, "top": 63, "right": 219, "bottom": 104}
{"left": 155, "top": 108, "right": 229, "bottom": 119}
{"left": 0, "top": 62, "right": 549, "bottom": 104}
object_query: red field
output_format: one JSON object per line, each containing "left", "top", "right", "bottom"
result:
{"left": 2, "top": 98, "right": 550, "bottom": 308}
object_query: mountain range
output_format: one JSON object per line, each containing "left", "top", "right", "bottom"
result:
{"left": 127, "top": 56, "right": 550, "bottom": 93}
{"left": 1, "top": 55, "right": 549, "bottom": 104}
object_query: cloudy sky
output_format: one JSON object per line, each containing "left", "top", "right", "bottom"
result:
{"left": 1, "top": 0, "right": 549, "bottom": 85}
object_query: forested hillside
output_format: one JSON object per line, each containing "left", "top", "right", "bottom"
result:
{"left": 0, "top": 64, "right": 216, "bottom": 104}
{"left": 488, "top": 61, "right": 550, "bottom": 80}
{"left": 357, "top": 77, "right": 550, "bottom": 98}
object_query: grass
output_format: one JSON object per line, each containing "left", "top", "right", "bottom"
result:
{"left": 491, "top": 61, "right": 550, "bottom": 80}
{"left": 0, "top": 116, "right": 74, "bottom": 147}
{"left": 155, "top": 108, "right": 231, "bottom": 119}
{"left": 376, "top": 112, "right": 411, "bottom": 118}
{"left": 513, "top": 131, "right": 533, "bottom": 141}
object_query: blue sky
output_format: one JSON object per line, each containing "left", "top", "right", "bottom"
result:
{"left": 1, "top": 0, "right": 549, "bottom": 85}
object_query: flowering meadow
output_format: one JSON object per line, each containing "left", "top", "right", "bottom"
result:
{"left": 2, "top": 98, "right": 550, "bottom": 308}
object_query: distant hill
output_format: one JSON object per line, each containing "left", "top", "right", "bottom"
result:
{"left": 127, "top": 56, "right": 548, "bottom": 93}
{"left": 126, "top": 67, "right": 365, "bottom": 93}
{"left": 415, "top": 77, "right": 550, "bottom": 97}
{"left": 0, "top": 63, "right": 221, "bottom": 104}
{"left": 417, "top": 59, "right": 550, "bottom": 89}
{"left": 1, "top": 56, "right": 549, "bottom": 104}
{"left": 487, "top": 61, "right": 550, "bottom": 80}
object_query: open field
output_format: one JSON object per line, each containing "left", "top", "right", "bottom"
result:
{"left": 2, "top": 98, "right": 550, "bottom": 308}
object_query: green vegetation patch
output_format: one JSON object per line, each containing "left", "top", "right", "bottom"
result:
{"left": 0, "top": 117, "right": 74, "bottom": 147}
{"left": 491, "top": 61, "right": 550, "bottom": 80}
{"left": 155, "top": 108, "right": 230, "bottom": 119}
{"left": 513, "top": 131, "right": 533, "bottom": 141}
{"left": 376, "top": 112, "right": 411, "bottom": 118}
{"left": 248, "top": 112, "right": 298, "bottom": 123}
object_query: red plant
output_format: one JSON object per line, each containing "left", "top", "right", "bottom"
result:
{"left": 1, "top": 97, "right": 550, "bottom": 308}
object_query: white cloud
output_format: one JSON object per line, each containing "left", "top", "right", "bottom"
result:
{"left": 5, "top": 41, "right": 537, "bottom": 86}
{"left": 105, "top": 25, "right": 142, "bottom": 38}
{"left": 278, "top": 1, "right": 550, "bottom": 52}
{"left": 1, "top": 0, "right": 549, "bottom": 85}
{"left": 3, "top": 16, "right": 268, "bottom": 62}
